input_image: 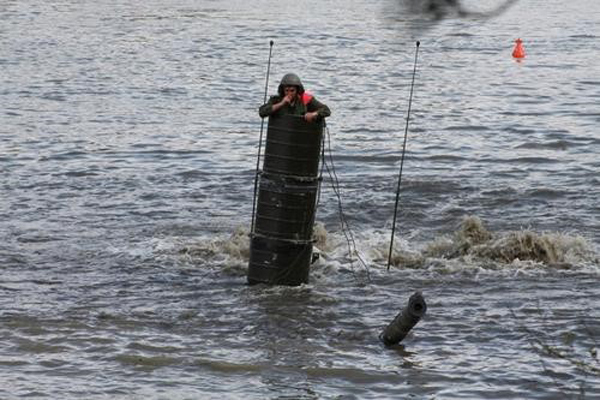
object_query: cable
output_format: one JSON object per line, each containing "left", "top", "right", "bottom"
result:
{"left": 322, "top": 125, "right": 372, "bottom": 284}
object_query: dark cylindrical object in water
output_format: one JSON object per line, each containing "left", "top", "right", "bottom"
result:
{"left": 380, "top": 292, "right": 427, "bottom": 346}
{"left": 254, "top": 174, "right": 319, "bottom": 241}
{"left": 263, "top": 114, "right": 323, "bottom": 177}
{"left": 247, "top": 235, "right": 313, "bottom": 285}
{"left": 248, "top": 114, "right": 323, "bottom": 286}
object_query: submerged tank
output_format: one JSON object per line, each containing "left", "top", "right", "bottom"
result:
{"left": 248, "top": 114, "right": 323, "bottom": 286}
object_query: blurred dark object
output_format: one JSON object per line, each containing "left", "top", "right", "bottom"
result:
{"left": 400, "top": 0, "right": 519, "bottom": 20}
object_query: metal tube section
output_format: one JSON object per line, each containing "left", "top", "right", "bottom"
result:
{"left": 380, "top": 292, "right": 427, "bottom": 346}
{"left": 248, "top": 114, "right": 324, "bottom": 286}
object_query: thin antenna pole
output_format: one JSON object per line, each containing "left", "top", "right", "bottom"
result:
{"left": 250, "top": 40, "right": 274, "bottom": 235}
{"left": 388, "top": 41, "right": 420, "bottom": 271}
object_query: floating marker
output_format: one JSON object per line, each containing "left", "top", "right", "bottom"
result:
{"left": 512, "top": 38, "right": 525, "bottom": 59}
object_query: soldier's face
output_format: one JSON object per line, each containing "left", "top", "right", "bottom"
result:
{"left": 284, "top": 86, "right": 298, "bottom": 96}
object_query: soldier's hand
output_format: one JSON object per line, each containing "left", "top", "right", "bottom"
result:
{"left": 283, "top": 93, "right": 295, "bottom": 104}
{"left": 304, "top": 112, "right": 318, "bottom": 123}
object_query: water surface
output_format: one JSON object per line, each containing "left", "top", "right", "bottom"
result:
{"left": 1, "top": 0, "right": 599, "bottom": 398}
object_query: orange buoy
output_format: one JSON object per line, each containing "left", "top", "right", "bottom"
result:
{"left": 512, "top": 38, "right": 526, "bottom": 59}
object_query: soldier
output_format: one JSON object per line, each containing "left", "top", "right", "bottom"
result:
{"left": 259, "top": 73, "right": 331, "bottom": 123}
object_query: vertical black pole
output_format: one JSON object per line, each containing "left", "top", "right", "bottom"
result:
{"left": 250, "top": 40, "right": 274, "bottom": 235}
{"left": 388, "top": 41, "right": 420, "bottom": 271}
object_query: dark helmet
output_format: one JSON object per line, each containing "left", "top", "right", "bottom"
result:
{"left": 277, "top": 73, "right": 305, "bottom": 96}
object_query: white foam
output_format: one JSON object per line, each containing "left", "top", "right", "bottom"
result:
{"left": 163, "top": 217, "right": 599, "bottom": 277}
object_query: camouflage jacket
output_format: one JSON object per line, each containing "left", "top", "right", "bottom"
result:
{"left": 258, "top": 94, "right": 331, "bottom": 120}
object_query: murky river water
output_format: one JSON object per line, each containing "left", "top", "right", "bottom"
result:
{"left": 1, "top": 0, "right": 599, "bottom": 398}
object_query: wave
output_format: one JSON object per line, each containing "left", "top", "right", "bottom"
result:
{"left": 165, "top": 217, "right": 599, "bottom": 276}
{"left": 418, "top": 216, "right": 598, "bottom": 269}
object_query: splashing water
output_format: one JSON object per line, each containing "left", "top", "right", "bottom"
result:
{"left": 171, "top": 216, "right": 598, "bottom": 276}
{"left": 421, "top": 216, "right": 599, "bottom": 270}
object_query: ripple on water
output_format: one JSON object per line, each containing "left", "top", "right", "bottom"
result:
{"left": 1, "top": 0, "right": 600, "bottom": 398}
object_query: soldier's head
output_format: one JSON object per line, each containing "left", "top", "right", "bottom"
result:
{"left": 278, "top": 73, "right": 305, "bottom": 97}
